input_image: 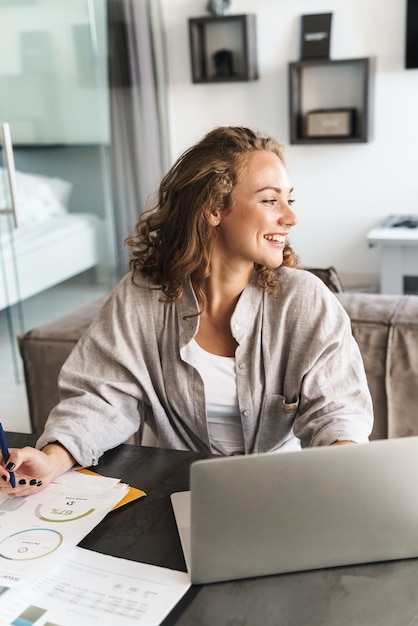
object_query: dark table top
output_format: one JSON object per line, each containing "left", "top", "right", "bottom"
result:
{"left": 7, "top": 432, "right": 418, "bottom": 626}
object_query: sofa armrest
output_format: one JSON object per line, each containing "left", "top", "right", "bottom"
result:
{"left": 18, "top": 298, "right": 106, "bottom": 435}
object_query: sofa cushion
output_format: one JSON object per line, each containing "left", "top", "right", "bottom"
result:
{"left": 336, "top": 293, "right": 418, "bottom": 440}
{"left": 306, "top": 266, "right": 345, "bottom": 293}
{"left": 385, "top": 296, "right": 418, "bottom": 438}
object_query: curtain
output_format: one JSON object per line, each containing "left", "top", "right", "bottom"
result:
{"left": 107, "top": 0, "right": 169, "bottom": 277}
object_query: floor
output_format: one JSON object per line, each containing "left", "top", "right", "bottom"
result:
{"left": 0, "top": 274, "right": 108, "bottom": 434}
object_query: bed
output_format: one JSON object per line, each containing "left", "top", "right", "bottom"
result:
{"left": 0, "top": 163, "right": 103, "bottom": 310}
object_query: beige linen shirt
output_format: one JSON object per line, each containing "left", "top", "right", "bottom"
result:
{"left": 37, "top": 267, "right": 373, "bottom": 467}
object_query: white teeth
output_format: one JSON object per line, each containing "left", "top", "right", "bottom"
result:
{"left": 264, "top": 235, "right": 285, "bottom": 242}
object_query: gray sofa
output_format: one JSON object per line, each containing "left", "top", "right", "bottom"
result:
{"left": 17, "top": 281, "right": 418, "bottom": 443}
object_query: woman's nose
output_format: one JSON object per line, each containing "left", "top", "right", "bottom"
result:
{"left": 279, "top": 204, "right": 298, "bottom": 227}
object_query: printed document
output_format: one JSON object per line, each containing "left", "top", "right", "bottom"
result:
{"left": 0, "top": 470, "right": 130, "bottom": 588}
{"left": 0, "top": 546, "right": 191, "bottom": 626}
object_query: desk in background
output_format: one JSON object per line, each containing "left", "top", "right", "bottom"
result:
{"left": 367, "top": 214, "right": 418, "bottom": 294}
{"left": 7, "top": 432, "right": 418, "bottom": 626}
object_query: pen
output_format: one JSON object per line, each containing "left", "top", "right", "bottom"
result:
{"left": 0, "top": 422, "right": 16, "bottom": 489}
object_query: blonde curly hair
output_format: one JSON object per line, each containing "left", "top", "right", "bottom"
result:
{"left": 126, "top": 126, "right": 300, "bottom": 308}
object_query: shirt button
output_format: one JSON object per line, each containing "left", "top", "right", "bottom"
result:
{"left": 233, "top": 323, "right": 240, "bottom": 331}
{"left": 243, "top": 410, "right": 249, "bottom": 417}
{"left": 239, "top": 362, "right": 247, "bottom": 369}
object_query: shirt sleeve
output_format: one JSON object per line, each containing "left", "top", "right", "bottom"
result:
{"left": 36, "top": 332, "right": 144, "bottom": 467}
{"left": 35, "top": 280, "right": 151, "bottom": 467}
{"left": 290, "top": 280, "right": 374, "bottom": 447}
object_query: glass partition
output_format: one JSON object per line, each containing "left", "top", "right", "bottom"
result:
{"left": 0, "top": 0, "right": 117, "bottom": 393}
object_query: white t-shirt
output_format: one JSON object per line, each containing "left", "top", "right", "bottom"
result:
{"left": 190, "top": 339, "right": 244, "bottom": 455}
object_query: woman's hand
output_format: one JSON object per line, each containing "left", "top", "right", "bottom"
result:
{"left": 0, "top": 443, "right": 76, "bottom": 497}
{"left": 330, "top": 440, "right": 356, "bottom": 446}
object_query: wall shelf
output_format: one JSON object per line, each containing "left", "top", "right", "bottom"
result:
{"left": 188, "top": 14, "right": 258, "bottom": 84}
{"left": 288, "top": 57, "right": 375, "bottom": 144}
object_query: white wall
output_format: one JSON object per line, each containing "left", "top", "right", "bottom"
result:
{"left": 160, "top": 0, "right": 418, "bottom": 290}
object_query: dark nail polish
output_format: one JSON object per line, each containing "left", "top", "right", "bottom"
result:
{"left": 6, "top": 462, "right": 16, "bottom": 471}
{"left": 1, "top": 475, "right": 7, "bottom": 482}
{"left": 29, "top": 479, "right": 37, "bottom": 486}
{"left": 19, "top": 479, "right": 27, "bottom": 485}
{"left": 37, "top": 481, "right": 43, "bottom": 487}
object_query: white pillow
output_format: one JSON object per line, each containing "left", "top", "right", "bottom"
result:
{"left": 33, "top": 172, "right": 73, "bottom": 208}
{"left": 0, "top": 167, "right": 73, "bottom": 229}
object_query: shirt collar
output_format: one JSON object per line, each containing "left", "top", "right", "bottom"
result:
{"left": 178, "top": 273, "right": 264, "bottom": 346}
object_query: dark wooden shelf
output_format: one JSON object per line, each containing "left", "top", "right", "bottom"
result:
{"left": 188, "top": 14, "right": 258, "bottom": 84}
{"left": 288, "top": 57, "right": 375, "bottom": 144}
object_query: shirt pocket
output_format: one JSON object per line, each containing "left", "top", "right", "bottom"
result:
{"left": 256, "top": 393, "right": 299, "bottom": 453}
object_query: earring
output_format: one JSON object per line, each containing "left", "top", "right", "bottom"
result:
{"left": 213, "top": 219, "right": 219, "bottom": 226}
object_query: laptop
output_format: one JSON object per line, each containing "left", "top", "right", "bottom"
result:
{"left": 171, "top": 436, "right": 418, "bottom": 584}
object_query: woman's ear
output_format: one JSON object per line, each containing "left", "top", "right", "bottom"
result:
{"left": 208, "top": 209, "right": 220, "bottom": 227}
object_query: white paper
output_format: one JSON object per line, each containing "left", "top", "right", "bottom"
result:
{"left": 0, "top": 546, "right": 191, "bottom": 626}
{"left": 0, "top": 470, "right": 129, "bottom": 589}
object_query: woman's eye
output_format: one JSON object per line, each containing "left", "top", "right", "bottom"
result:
{"left": 261, "top": 198, "right": 295, "bottom": 208}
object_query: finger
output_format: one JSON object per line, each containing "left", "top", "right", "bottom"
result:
{"left": 1, "top": 473, "right": 34, "bottom": 487}
{"left": 5, "top": 447, "right": 51, "bottom": 478}
{"left": 1, "top": 478, "right": 45, "bottom": 497}
{"left": 1, "top": 470, "right": 43, "bottom": 488}
{"left": 5, "top": 447, "right": 38, "bottom": 469}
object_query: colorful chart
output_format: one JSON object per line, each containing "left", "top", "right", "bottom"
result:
{"left": 34, "top": 500, "right": 95, "bottom": 523}
{"left": 0, "top": 529, "right": 63, "bottom": 561}
{"left": 11, "top": 604, "right": 46, "bottom": 626}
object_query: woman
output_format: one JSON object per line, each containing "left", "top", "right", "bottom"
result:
{"left": 0, "top": 126, "right": 373, "bottom": 495}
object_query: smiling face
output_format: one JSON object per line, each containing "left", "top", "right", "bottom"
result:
{"left": 211, "top": 150, "right": 298, "bottom": 274}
